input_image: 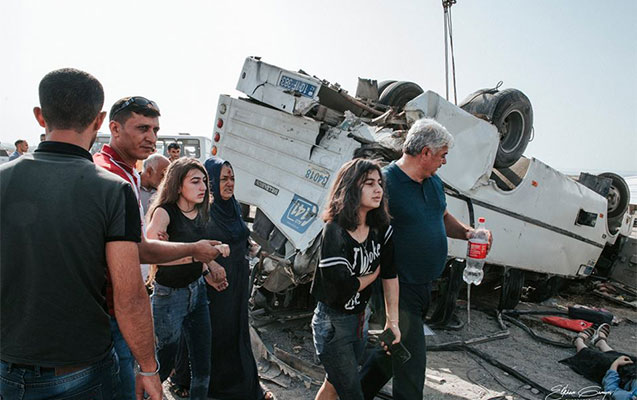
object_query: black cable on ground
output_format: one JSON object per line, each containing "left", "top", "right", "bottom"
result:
{"left": 425, "top": 306, "right": 583, "bottom": 399}
{"left": 462, "top": 345, "right": 583, "bottom": 399}
{"left": 501, "top": 309, "right": 567, "bottom": 317}
{"left": 466, "top": 357, "right": 535, "bottom": 400}
{"left": 499, "top": 313, "right": 571, "bottom": 348}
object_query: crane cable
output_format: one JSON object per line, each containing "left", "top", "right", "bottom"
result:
{"left": 442, "top": 0, "right": 458, "bottom": 104}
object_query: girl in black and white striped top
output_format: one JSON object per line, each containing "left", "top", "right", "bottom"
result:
{"left": 310, "top": 158, "right": 400, "bottom": 400}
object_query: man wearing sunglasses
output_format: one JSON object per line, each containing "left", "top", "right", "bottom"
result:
{"left": 94, "top": 96, "right": 228, "bottom": 400}
{"left": 1, "top": 69, "right": 162, "bottom": 399}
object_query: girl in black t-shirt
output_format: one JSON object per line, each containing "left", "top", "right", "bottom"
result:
{"left": 146, "top": 158, "right": 228, "bottom": 400}
{"left": 310, "top": 158, "right": 400, "bottom": 400}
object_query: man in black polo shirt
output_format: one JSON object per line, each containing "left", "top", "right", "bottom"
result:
{"left": 0, "top": 68, "right": 162, "bottom": 399}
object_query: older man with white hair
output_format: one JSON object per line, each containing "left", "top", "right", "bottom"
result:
{"left": 361, "top": 118, "right": 492, "bottom": 400}
{"left": 140, "top": 153, "right": 170, "bottom": 214}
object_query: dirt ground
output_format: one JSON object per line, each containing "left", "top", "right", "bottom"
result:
{"left": 161, "top": 281, "right": 636, "bottom": 400}
{"left": 248, "top": 285, "right": 637, "bottom": 400}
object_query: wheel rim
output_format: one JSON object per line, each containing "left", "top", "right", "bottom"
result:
{"left": 606, "top": 185, "right": 620, "bottom": 213}
{"left": 499, "top": 110, "right": 525, "bottom": 154}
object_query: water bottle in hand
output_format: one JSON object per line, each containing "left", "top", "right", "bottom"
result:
{"left": 463, "top": 217, "right": 488, "bottom": 285}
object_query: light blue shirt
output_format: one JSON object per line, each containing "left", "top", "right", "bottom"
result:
{"left": 602, "top": 369, "right": 637, "bottom": 400}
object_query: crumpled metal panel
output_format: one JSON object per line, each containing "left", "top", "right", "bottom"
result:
{"left": 405, "top": 91, "right": 499, "bottom": 192}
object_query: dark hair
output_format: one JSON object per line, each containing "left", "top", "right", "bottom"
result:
{"left": 109, "top": 97, "right": 161, "bottom": 125}
{"left": 148, "top": 157, "right": 210, "bottom": 224}
{"left": 167, "top": 142, "right": 180, "bottom": 151}
{"left": 38, "top": 68, "right": 104, "bottom": 133}
{"left": 14, "top": 140, "right": 25, "bottom": 147}
{"left": 619, "top": 362, "right": 636, "bottom": 389}
{"left": 323, "top": 158, "right": 390, "bottom": 231}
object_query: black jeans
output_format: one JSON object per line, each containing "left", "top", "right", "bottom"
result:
{"left": 360, "top": 282, "right": 431, "bottom": 400}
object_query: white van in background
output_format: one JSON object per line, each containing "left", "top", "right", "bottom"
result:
{"left": 90, "top": 133, "right": 213, "bottom": 165}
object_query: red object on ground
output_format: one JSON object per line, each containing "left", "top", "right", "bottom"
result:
{"left": 542, "top": 316, "right": 594, "bottom": 332}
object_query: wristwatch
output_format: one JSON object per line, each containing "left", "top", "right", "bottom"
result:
{"left": 135, "top": 355, "right": 160, "bottom": 376}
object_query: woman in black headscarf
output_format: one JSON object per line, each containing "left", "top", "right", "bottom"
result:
{"left": 172, "top": 156, "right": 269, "bottom": 399}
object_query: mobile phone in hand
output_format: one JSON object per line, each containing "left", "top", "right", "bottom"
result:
{"left": 390, "top": 342, "right": 411, "bottom": 364}
{"left": 378, "top": 328, "right": 395, "bottom": 346}
{"left": 378, "top": 328, "right": 411, "bottom": 365}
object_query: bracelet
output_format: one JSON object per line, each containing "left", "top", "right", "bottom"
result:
{"left": 202, "top": 269, "right": 210, "bottom": 277}
{"left": 136, "top": 355, "right": 160, "bottom": 377}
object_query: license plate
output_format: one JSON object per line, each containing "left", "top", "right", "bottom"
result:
{"left": 304, "top": 166, "right": 330, "bottom": 187}
{"left": 278, "top": 75, "right": 317, "bottom": 98}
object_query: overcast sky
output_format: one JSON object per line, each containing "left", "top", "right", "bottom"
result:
{"left": 1, "top": 0, "right": 635, "bottom": 174}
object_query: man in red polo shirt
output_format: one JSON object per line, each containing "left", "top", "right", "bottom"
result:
{"left": 95, "top": 96, "right": 227, "bottom": 399}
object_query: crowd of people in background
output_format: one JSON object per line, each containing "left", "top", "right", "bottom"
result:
{"left": 6, "top": 67, "right": 630, "bottom": 400}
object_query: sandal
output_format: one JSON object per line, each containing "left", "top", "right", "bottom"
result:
{"left": 592, "top": 323, "right": 611, "bottom": 345}
{"left": 573, "top": 326, "right": 595, "bottom": 345}
{"left": 167, "top": 379, "right": 190, "bottom": 398}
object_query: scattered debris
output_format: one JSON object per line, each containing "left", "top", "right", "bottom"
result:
{"left": 593, "top": 281, "right": 637, "bottom": 310}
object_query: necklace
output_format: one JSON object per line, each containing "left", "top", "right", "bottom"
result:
{"left": 177, "top": 204, "right": 196, "bottom": 213}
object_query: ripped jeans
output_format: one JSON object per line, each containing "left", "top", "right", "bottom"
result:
{"left": 152, "top": 277, "right": 211, "bottom": 400}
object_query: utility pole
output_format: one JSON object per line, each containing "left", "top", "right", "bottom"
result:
{"left": 442, "top": 0, "right": 458, "bottom": 104}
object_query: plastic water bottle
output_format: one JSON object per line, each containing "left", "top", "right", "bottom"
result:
{"left": 463, "top": 217, "right": 488, "bottom": 285}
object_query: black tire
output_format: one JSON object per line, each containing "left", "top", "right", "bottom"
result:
{"left": 598, "top": 172, "right": 630, "bottom": 219}
{"left": 525, "top": 276, "right": 564, "bottom": 303}
{"left": 378, "top": 81, "right": 424, "bottom": 109}
{"left": 377, "top": 80, "right": 397, "bottom": 97}
{"left": 498, "top": 268, "right": 524, "bottom": 310}
{"left": 491, "top": 89, "right": 533, "bottom": 168}
{"left": 428, "top": 259, "right": 465, "bottom": 329}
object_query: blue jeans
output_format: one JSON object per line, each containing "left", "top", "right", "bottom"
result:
{"left": 152, "top": 278, "right": 211, "bottom": 400}
{"left": 110, "top": 317, "right": 135, "bottom": 400}
{"left": 312, "top": 302, "right": 367, "bottom": 400}
{"left": 361, "top": 282, "right": 431, "bottom": 400}
{"left": 0, "top": 348, "right": 118, "bottom": 400}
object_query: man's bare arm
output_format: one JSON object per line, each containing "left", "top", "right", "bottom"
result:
{"left": 139, "top": 236, "right": 223, "bottom": 264}
{"left": 443, "top": 210, "right": 471, "bottom": 240}
{"left": 141, "top": 207, "right": 225, "bottom": 264}
{"left": 106, "top": 241, "right": 162, "bottom": 399}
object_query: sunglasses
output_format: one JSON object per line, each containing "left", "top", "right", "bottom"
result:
{"left": 111, "top": 96, "right": 160, "bottom": 118}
